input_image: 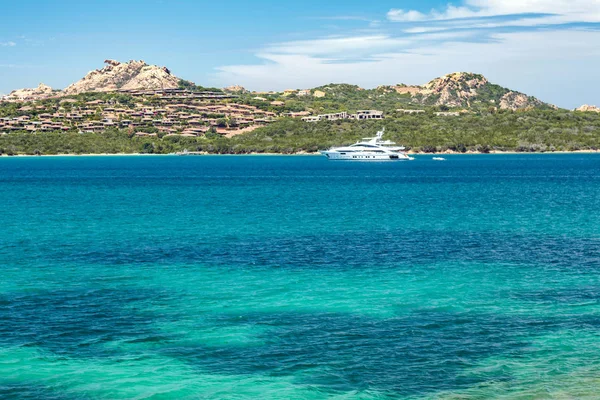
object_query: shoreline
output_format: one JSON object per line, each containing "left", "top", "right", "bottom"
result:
{"left": 2, "top": 150, "right": 600, "bottom": 158}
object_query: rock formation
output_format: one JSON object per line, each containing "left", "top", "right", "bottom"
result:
{"left": 417, "top": 73, "right": 488, "bottom": 107}
{"left": 393, "top": 85, "right": 422, "bottom": 95}
{"left": 3, "top": 83, "right": 54, "bottom": 101}
{"left": 576, "top": 104, "right": 600, "bottom": 112}
{"left": 370, "top": 73, "right": 551, "bottom": 110}
{"left": 224, "top": 85, "right": 247, "bottom": 93}
{"left": 62, "top": 59, "right": 180, "bottom": 95}
{"left": 499, "top": 91, "right": 544, "bottom": 111}
{"left": 410, "top": 72, "right": 549, "bottom": 110}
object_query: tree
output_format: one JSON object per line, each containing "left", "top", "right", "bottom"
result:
{"left": 141, "top": 142, "right": 155, "bottom": 154}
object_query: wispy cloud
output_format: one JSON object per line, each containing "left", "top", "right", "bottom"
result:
{"left": 0, "top": 41, "right": 16, "bottom": 47}
{"left": 387, "top": 0, "right": 600, "bottom": 30}
{"left": 263, "top": 35, "right": 409, "bottom": 57}
{"left": 253, "top": 30, "right": 480, "bottom": 65}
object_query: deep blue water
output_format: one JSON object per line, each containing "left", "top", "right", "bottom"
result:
{"left": 1, "top": 154, "right": 600, "bottom": 399}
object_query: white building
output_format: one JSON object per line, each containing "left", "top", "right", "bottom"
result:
{"left": 302, "top": 110, "right": 385, "bottom": 122}
{"left": 352, "top": 110, "right": 384, "bottom": 120}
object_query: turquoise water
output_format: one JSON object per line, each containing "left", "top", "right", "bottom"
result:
{"left": 1, "top": 154, "right": 600, "bottom": 399}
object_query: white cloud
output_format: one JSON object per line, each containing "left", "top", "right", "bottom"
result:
{"left": 213, "top": 29, "right": 600, "bottom": 109}
{"left": 264, "top": 35, "right": 410, "bottom": 56}
{"left": 388, "top": 5, "right": 484, "bottom": 22}
{"left": 386, "top": 9, "right": 428, "bottom": 22}
{"left": 0, "top": 41, "right": 16, "bottom": 47}
{"left": 468, "top": 0, "right": 600, "bottom": 16}
{"left": 388, "top": 0, "right": 600, "bottom": 27}
{"left": 259, "top": 31, "right": 477, "bottom": 62}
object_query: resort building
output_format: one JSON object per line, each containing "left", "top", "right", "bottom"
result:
{"left": 301, "top": 116, "right": 321, "bottom": 122}
{"left": 352, "top": 110, "right": 384, "bottom": 120}
{"left": 301, "top": 110, "right": 383, "bottom": 122}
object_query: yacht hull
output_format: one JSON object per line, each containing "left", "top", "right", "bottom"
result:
{"left": 320, "top": 151, "right": 411, "bottom": 161}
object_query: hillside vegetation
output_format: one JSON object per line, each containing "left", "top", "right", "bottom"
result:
{"left": 232, "top": 74, "right": 554, "bottom": 116}
{"left": 2, "top": 109, "right": 599, "bottom": 155}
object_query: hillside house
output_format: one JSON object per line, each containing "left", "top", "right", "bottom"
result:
{"left": 353, "top": 110, "right": 384, "bottom": 120}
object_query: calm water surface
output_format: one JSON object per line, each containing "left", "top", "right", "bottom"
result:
{"left": 1, "top": 154, "right": 600, "bottom": 399}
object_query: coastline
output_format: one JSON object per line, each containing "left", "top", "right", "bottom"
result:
{"left": 2, "top": 150, "right": 600, "bottom": 158}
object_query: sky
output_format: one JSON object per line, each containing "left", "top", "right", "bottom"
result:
{"left": 1, "top": 0, "right": 599, "bottom": 108}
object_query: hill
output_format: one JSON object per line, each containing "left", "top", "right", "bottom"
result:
{"left": 4, "top": 83, "right": 56, "bottom": 102}
{"left": 63, "top": 59, "right": 180, "bottom": 95}
{"left": 1, "top": 60, "right": 183, "bottom": 101}
{"left": 414, "top": 72, "right": 549, "bottom": 110}
{"left": 245, "top": 72, "right": 555, "bottom": 116}
{"left": 296, "top": 73, "right": 553, "bottom": 111}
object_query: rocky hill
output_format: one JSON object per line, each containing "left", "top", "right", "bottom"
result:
{"left": 411, "top": 73, "right": 550, "bottom": 110}
{"left": 2, "top": 60, "right": 183, "bottom": 101}
{"left": 3, "top": 83, "right": 55, "bottom": 102}
{"left": 63, "top": 59, "right": 180, "bottom": 95}
{"left": 310, "top": 73, "right": 553, "bottom": 110}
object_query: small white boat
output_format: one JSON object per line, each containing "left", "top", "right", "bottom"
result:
{"left": 432, "top": 157, "right": 446, "bottom": 161}
{"left": 320, "top": 128, "right": 413, "bottom": 161}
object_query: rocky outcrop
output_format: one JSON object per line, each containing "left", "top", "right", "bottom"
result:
{"left": 418, "top": 73, "right": 488, "bottom": 107}
{"left": 394, "top": 85, "right": 422, "bottom": 95}
{"left": 3, "top": 83, "right": 54, "bottom": 101}
{"left": 402, "top": 72, "right": 552, "bottom": 110}
{"left": 308, "top": 73, "right": 551, "bottom": 110}
{"left": 576, "top": 104, "right": 600, "bottom": 112}
{"left": 224, "top": 85, "right": 247, "bottom": 93}
{"left": 376, "top": 85, "right": 422, "bottom": 95}
{"left": 499, "top": 91, "right": 544, "bottom": 111}
{"left": 62, "top": 59, "right": 180, "bottom": 95}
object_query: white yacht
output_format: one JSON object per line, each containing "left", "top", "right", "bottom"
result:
{"left": 320, "top": 128, "right": 413, "bottom": 161}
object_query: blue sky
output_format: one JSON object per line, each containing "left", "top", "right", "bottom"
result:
{"left": 1, "top": 0, "right": 599, "bottom": 108}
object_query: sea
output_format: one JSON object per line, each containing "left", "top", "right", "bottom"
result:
{"left": 1, "top": 154, "right": 600, "bottom": 399}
